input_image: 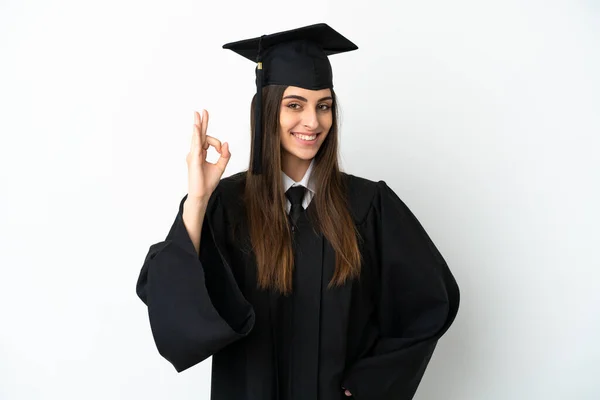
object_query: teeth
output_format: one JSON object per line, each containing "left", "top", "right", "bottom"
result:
{"left": 293, "top": 133, "right": 317, "bottom": 141}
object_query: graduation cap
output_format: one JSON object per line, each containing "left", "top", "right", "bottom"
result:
{"left": 223, "top": 23, "right": 358, "bottom": 174}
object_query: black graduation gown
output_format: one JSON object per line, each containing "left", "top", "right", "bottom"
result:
{"left": 136, "top": 172, "right": 460, "bottom": 400}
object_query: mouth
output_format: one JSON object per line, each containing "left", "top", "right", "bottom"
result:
{"left": 291, "top": 131, "right": 321, "bottom": 144}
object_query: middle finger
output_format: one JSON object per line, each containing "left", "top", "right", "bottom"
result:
{"left": 201, "top": 109, "right": 209, "bottom": 149}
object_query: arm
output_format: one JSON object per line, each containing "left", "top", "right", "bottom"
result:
{"left": 182, "top": 196, "right": 208, "bottom": 255}
{"left": 136, "top": 194, "right": 255, "bottom": 372}
{"left": 341, "top": 181, "right": 460, "bottom": 399}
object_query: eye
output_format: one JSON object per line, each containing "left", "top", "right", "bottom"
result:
{"left": 287, "top": 103, "right": 302, "bottom": 110}
{"left": 318, "top": 104, "right": 331, "bottom": 111}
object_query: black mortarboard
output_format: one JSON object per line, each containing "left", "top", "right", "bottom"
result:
{"left": 223, "top": 23, "right": 358, "bottom": 174}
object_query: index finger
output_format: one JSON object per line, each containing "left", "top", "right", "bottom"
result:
{"left": 190, "top": 111, "right": 201, "bottom": 152}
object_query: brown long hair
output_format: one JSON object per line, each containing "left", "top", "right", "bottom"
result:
{"left": 244, "top": 85, "right": 361, "bottom": 294}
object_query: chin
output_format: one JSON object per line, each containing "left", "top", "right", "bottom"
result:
{"left": 290, "top": 148, "right": 319, "bottom": 160}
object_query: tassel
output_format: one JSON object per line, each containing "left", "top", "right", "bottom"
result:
{"left": 252, "top": 35, "right": 266, "bottom": 175}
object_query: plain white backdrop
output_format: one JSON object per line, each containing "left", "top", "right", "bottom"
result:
{"left": 1, "top": 0, "right": 599, "bottom": 399}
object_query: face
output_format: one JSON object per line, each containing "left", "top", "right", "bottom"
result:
{"left": 279, "top": 86, "right": 333, "bottom": 164}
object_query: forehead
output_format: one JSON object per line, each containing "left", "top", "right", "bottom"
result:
{"left": 283, "top": 86, "right": 332, "bottom": 100}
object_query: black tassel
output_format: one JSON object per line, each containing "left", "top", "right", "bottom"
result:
{"left": 252, "top": 35, "right": 266, "bottom": 175}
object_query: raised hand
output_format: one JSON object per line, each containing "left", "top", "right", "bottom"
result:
{"left": 186, "top": 110, "right": 231, "bottom": 202}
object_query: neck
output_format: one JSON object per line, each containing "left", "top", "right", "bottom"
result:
{"left": 281, "top": 155, "right": 311, "bottom": 182}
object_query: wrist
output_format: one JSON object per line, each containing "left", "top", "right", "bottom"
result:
{"left": 184, "top": 196, "right": 209, "bottom": 214}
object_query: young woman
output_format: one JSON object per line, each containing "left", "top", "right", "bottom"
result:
{"left": 136, "top": 24, "right": 459, "bottom": 400}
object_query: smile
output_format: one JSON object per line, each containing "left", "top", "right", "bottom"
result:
{"left": 291, "top": 132, "right": 320, "bottom": 142}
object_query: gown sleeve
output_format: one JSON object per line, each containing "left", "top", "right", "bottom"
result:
{"left": 136, "top": 191, "right": 255, "bottom": 372}
{"left": 341, "top": 181, "right": 460, "bottom": 399}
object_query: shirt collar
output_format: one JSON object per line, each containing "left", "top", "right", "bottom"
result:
{"left": 281, "top": 159, "right": 316, "bottom": 194}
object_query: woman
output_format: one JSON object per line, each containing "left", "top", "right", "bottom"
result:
{"left": 136, "top": 23, "right": 459, "bottom": 400}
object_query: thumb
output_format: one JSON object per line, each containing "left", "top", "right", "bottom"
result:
{"left": 215, "top": 142, "right": 231, "bottom": 173}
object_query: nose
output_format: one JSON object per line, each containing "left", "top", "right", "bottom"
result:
{"left": 302, "top": 109, "right": 319, "bottom": 131}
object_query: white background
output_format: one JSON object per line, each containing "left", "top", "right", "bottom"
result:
{"left": 1, "top": 0, "right": 599, "bottom": 399}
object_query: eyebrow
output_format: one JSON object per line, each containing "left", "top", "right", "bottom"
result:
{"left": 282, "top": 95, "right": 333, "bottom": 102}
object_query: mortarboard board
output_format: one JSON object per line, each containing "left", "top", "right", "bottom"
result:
{"left": 223, "top": 23, "right": 358, "bottom": 175}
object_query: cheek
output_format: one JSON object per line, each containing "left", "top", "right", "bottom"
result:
{"left": 279, "top": 115, "right": 291, "bottom": 143}
{"left": 279, "top": 109, "right": 289, "bottom": 130}
{"left": 319, "top": 112, "right": 333, "bottom": 131}
{"left": 279, "top": 110, "right": 299, "bottom": 134}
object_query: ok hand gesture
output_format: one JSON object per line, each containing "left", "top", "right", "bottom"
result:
{"left": 186, "top": 110, "right": 231, "bottom": 202}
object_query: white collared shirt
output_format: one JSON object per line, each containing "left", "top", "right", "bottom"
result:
{"left": 281, "top": 159, "right": 316, "bottom": 214}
